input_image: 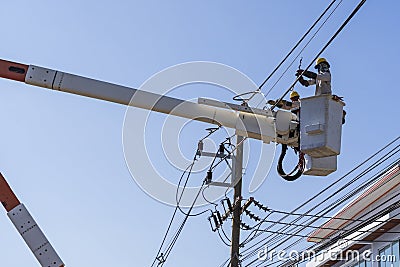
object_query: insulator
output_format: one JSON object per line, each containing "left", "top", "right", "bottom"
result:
{"left": 262, "top": 206, "right": 269, "bottom": 212}
{"left": 206, "top": 170, "right": 213, "bottom": 184}
{"left": 215, "top": 211, "right": 223, "bottom": 225}
{"left": 208, "top": 216, "right": 217, "bottom": 232}
{"left": 219, "top": 143, "right": 225, "bottom": 154}
{"left": 198, "top": 140, "right": 204, "bottom": 152}
{"left": 212, "top": 213, "right": 219, "bottom": 228}
{"left": 241, "top": 223, "right": 251, "bottom": 230}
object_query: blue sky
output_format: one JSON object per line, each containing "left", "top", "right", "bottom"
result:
{"left": 0, "top": 1, "right": 399, "bottom": 266}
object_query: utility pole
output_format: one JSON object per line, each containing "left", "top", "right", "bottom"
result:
{"left": 230, "top": 135, "right": 244, "bottom": 267}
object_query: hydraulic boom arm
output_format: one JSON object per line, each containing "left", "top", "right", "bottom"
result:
{"left": 0, "top": 173, "right": 64, "bottom": 267}
{"left": 0, "top": 59, "right": 294, "bottom": 145}
{"left": 0, "top": 58, "right": 343, "bottom": 178}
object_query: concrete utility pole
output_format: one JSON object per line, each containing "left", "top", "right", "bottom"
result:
{"left": 230, "top": 136, "right": 244, "bottom": 267}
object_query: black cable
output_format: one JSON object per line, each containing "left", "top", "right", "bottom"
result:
{"left": 217, "top": 228, "right": 231, "bottom": 247}
{"left": 175, "top": 160, "right": 211, "bottom": 217}
{"left": 265, "top": 208, "right": 368, "bottom": 222}
{"left": 150, "top": 160, "right": 195, "bottom": 267}
{"left": 240, "top": 145, "right": 399, "bottom": 264}
{"left": 244, "top": 164, "right": 400, "bottom": 267}
{"left": 240, "top": 142, "right": 399, "bottom": 264}
{"left": 202, "top": 186, "right": 219, "bottom": 207}
{"left": 268, "top": 198, "right": 400, "bottom": 267}
{"left": 243, "top": 217, "right": 400, "bottom": 235}
{"left": 240, "top": 137, "right": 399, "bottom": 253}
{"left": 253, "top": 195, "right": 400, "bottom": 267}
{"left": 211, "top": 136, "right": 247, "bottom": 171}
{"left": 243, "top": 153, "right": 399, "bottom": 266}
{"left": 262, "top": 0, "right": 343, "bottom": 100}
{"left": 152, "top": 128, "right": 224, "bottom": 267}
{"left": 276, "top": 144, "right": 304, "bottom": 181}
{"left": 160, "top": 180, "right": 207, "bottom": 266}
{"left": 258, "top": 0, "right": 338, "bottom": 90}
{"left": 271, "top": 0, "right": 367, "bottom": 110}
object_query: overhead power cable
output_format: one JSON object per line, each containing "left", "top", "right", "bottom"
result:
{"left": 262, "top": 0, "right": 343, "bottom": 100}
{"left": 271, "top": 0, "right": 367, "bottom": 110}
{"left": 243, "top": 150, "right": 399, "bottom": 266}
{"left": 258, "top": 0, "right": 337, "bottom": 90}
{"left": 151, "top": 128, "right": 224, "bottom": 267}
{"left": 271, "top": 197, "right": 400, "bottom": 267}
{"left": 251, "top": 191, "right": 400, "bottom": 267}
{"left": 244, "top": 161, "right": 400, "bottom": 267}
{"left": 239, "top": 136, "right": 399, "bottom": 257}
{"left": 242, "top": 0, "right": 339, "bottom": 104}
{"left": 242, "top": 217, "right": 400, "bottom": 235}
{"left": 238, "top": 137, "right": 399, "bottom": 265}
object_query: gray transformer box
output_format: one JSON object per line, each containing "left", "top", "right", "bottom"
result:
{"left": 300, "top": 95, "right": 344, "bottom": 158}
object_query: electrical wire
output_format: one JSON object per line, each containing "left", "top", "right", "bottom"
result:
{"left": 238, "top": 139, "right": 399, "bottom": 265}
{"left": 151, "top": 127, "right": 224, "bottom": 267}
{"left": 211, "top": 136, "right": 247, "bottom": 171}
{"left": 239, "top": 147, "right": 398, "bottom": 266}
{"left": 159, "top": 180, "right": 207, "bottom": 267}
{"left": 271, "top": 0, "right": 367, "bottom": 110}
{"left": 217, "top": 228, "right": 232, "bottom": 247}
{"left": 202, "top": 186, "right": 219, "bottom": 207}
{"left": 150, "top": 159, "right": 196, "bottom": 267}
{"left": 241, "top": 138, "right": 399, "bottom": 249}
{"left": 262, "top": 0, "right": 343, "bottom": 100}
{"left": 243, "top": 0, "right": 339, "bottom": 104}
{"left": 269, "top": 199, "right": 400, "bottom": 267}
{"left": 243, "top": 154, "right": 399, "bottom": 267}
{"left": 242, "top": 158, "right": 399, "bottom": 266}
{"left": 253, "top": 195, "right": 400, "bottom": 267}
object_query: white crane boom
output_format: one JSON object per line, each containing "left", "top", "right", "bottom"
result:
{"left": 0, "top": 58, "right": 343, "bottom": 178}
{"left": 0, "top": 173, "right": 65, "bottom": 267}
{"left": 0, "top": 59, "right": 288, "bottom": 144}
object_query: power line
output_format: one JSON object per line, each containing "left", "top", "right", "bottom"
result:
{"left": 258, "top": 0, "right": 338, "bottom": 90}
{"left": 151, "top": 128, "right": 225, "bottom": 267}
{"left": 150, "top": 160, "right": 196, "bottom": 267}
{"left": 247, "top": 181, "right": 400, "bottom": 267}
{"left": 239, "top": 137, "right": 399, "bottom": 259}
{"left": 159, "top": 180, "right": 206, "bottom": 267}
{"left": 272, "top": 198, "right": 400, "bottom": 267}
{"left": 242, "top": 153, "right": 399, "bottom": 266}
{"left": 243, "top": 217, "right": 400, "bottom": 235}
{"left": 271, "top": 0, "right": 367, "bottom": 110}
{"left": 262, "top": 0, "right": 343, "bottom": 100}
{"left": 239, "top": 139, "right": 399, "bottom": 265}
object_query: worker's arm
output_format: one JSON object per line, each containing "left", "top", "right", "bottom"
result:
{"left": 298, "top": 76, "right": 311, "bottom": 87}
{"left": 307, "top": 79, "right": 316, "bottom": 85}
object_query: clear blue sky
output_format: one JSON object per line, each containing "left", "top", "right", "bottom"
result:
{"left": 0, "top": 1, "right": 399, "bottom": 266}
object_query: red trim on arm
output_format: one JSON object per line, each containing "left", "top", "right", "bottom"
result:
{"left": 0, "top": 59, "right": 28, "bottom": 82}
{"left": 0, "top": 173, "right": 21, "bottom": 212}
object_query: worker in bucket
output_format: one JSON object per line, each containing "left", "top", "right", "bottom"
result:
{"left": 267, "top": 90, "right": 300, "bottom": 114}
{"left": 289, "top": 90, "right": 300, "bottom": 115}
{"left": 295, "top": 57, "right": 332, "bottom": 96}
{"left": 295, "top": 58, "right": 346, "bottom": 124}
